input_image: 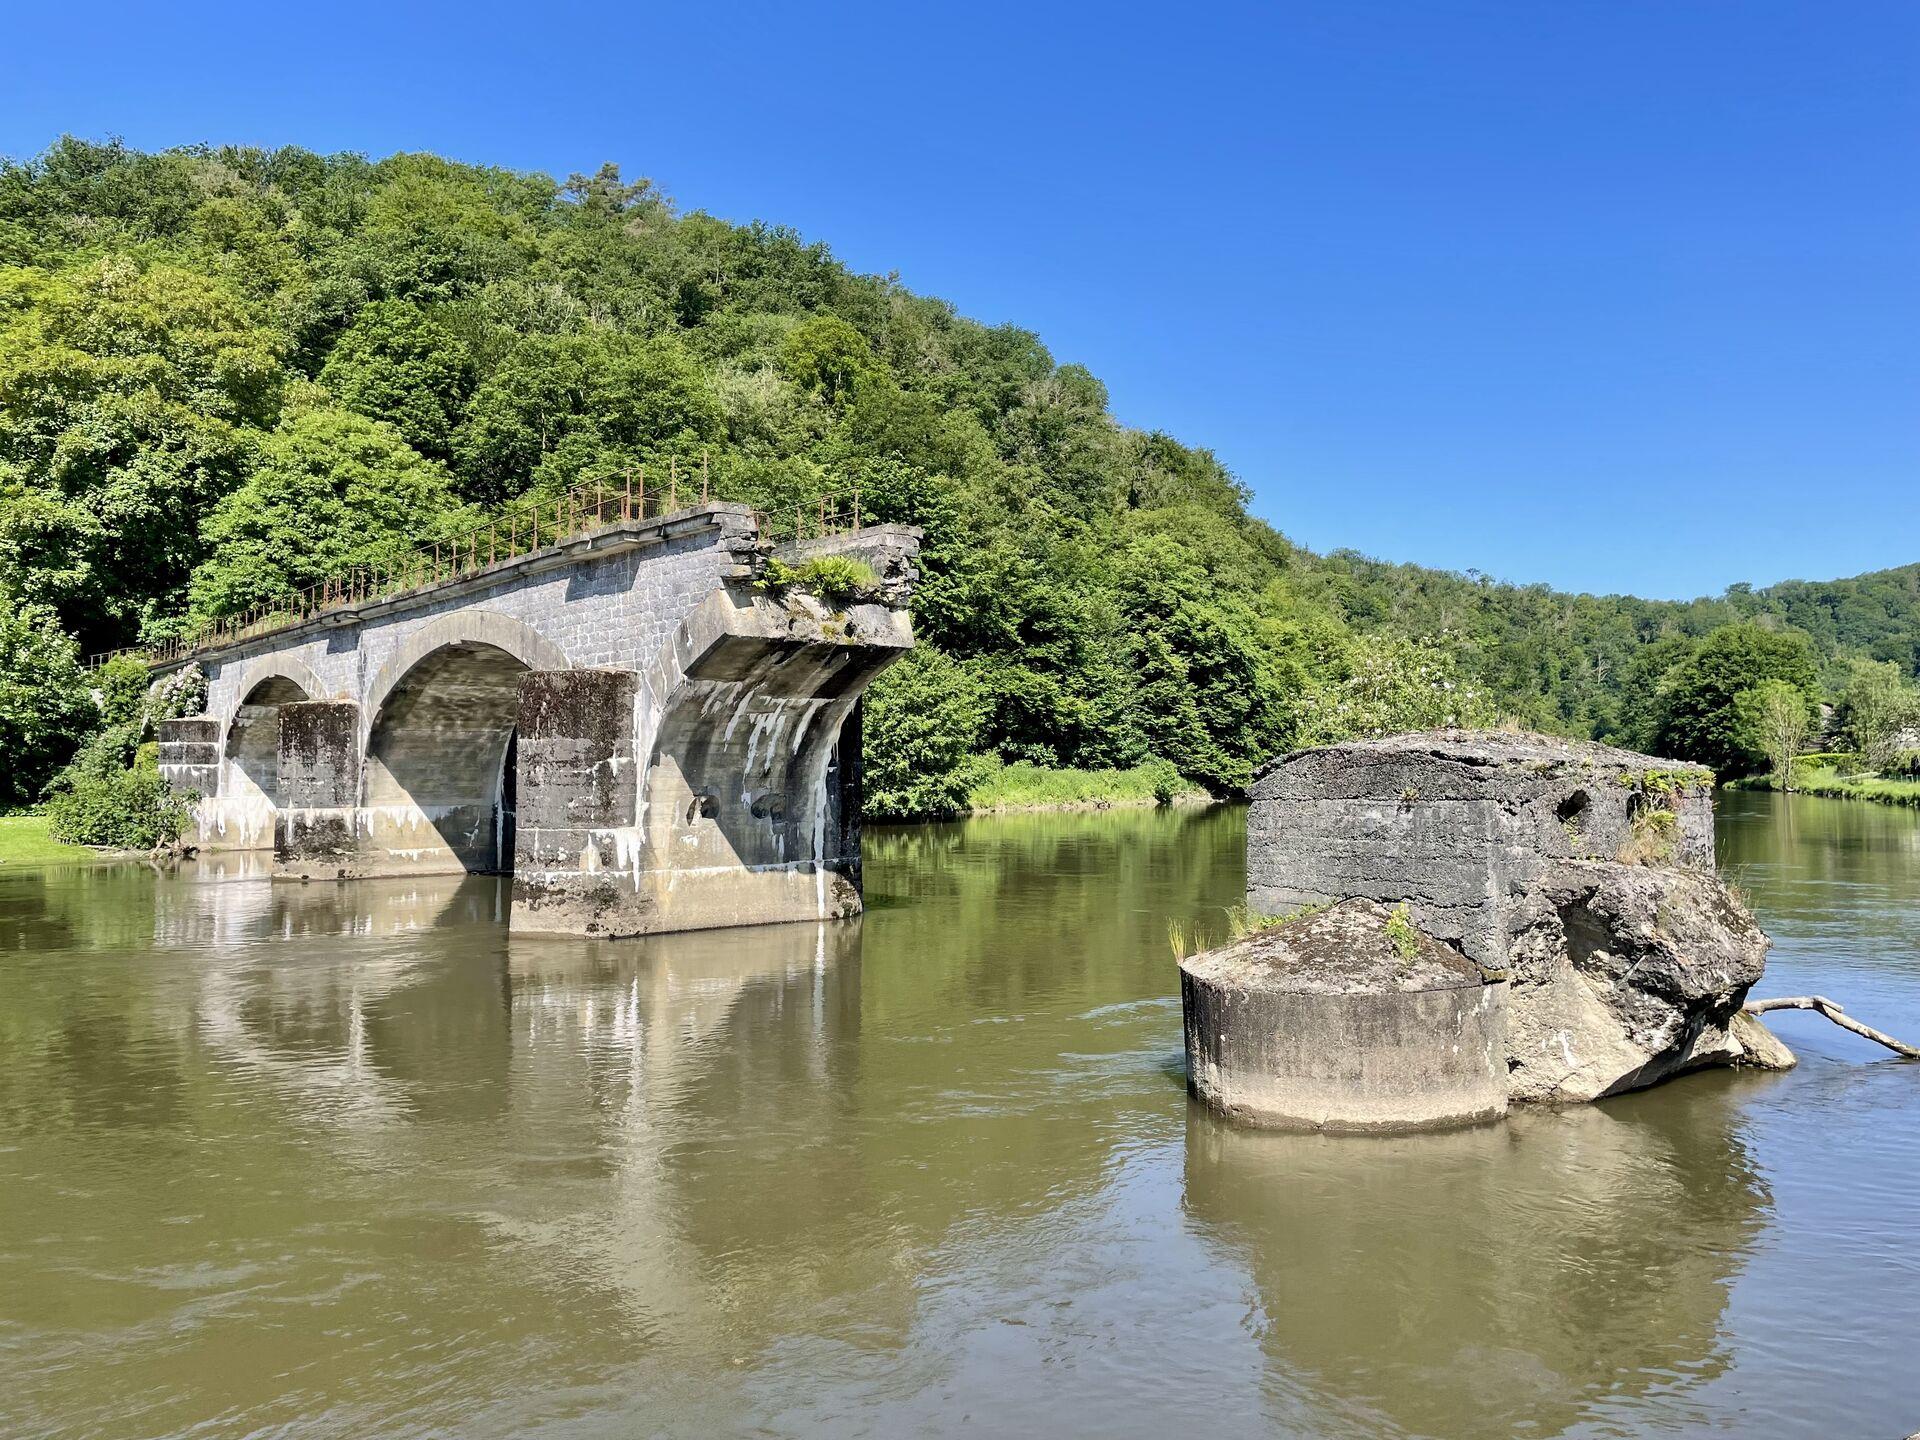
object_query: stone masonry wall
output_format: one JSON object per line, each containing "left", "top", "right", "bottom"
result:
{"left": 191, "top": 506, "right": 758, "bottom": 730}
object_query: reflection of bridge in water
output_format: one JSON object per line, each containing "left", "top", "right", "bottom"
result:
{"left": 159, "top": 868, "right": 918, "bottom": 1360}
{"left": 151, "top": 493, "right": 920, "bottom": 937}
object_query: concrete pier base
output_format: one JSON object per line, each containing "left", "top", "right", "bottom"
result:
{"left": 1180, "top": 899, "right": 1509, "bottom": 1133}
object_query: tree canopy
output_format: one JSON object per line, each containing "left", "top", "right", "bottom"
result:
{"left": 3, "top": 136, "right": 1918, "bottom": 805}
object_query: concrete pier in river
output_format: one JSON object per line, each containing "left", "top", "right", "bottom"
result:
{"left": 154, "top": 499, "right": 919, "bottom": 937}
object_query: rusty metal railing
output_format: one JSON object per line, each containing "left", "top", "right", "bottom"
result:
{"left": 87, "top": 455, "right": 866, "bottom": 670}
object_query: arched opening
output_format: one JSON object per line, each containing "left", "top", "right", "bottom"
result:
{"left": 363, "top": 642, "right": 526, "bottom": 875}
{"left": 214, "top": 674, "right": 311, "bottom": 849}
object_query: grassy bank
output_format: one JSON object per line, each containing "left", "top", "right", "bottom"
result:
{"left": 964, "top": 761, "right": 1212, "bottom": 814}
{"left": 0, "top": 815, "right": 101, "bottom": 866}
{"left": 1730, "top": 763, "right": 1920, "bottom": 808}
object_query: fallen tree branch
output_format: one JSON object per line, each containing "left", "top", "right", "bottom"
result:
{"left": 1744, "top": 995, "right": 1920, "bottom": 1059}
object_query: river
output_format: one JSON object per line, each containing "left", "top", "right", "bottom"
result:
{"left": 1, "top": 792, "right": 1916, "bottom": 1438}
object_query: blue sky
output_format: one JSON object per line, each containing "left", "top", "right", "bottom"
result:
{"left": 4, "top": 1, "right": 1915, "bottom": 599}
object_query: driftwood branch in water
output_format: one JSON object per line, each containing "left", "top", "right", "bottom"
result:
{"left": 1744, "top": 995, "right": 1920, "bottom": 1060}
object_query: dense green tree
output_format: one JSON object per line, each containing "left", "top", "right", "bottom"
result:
{"left": 455, "top": 331, "right": 721, "bottom": 503}
{"left": 317, "top": 299, "right": 470, "bottom": 458}
{"left": 0, "top": 258, "right": 286, "bottom": 647}
{"left": 1294, "top": 631, "right": 1496, "bottom": 746}
{"left": 779, "top": 315, "right": 877, "bottom": 404}
{"left": 1833, "top": 658, "right": 1918, "bottom": 770}
{"left": 1653, "top": 624, "right": 1821, "bottom": 775}
{"left": 0, "top": 602, "right": 94, "bottom": 807}
{"left": 1735, "top": 679, "right": 1814, "bottom": 789}
{"left": 188, "top": 406, "right": 469, "bottom": 620}
{"left": 861, "top": 647, "right": 991, "bottom": 817}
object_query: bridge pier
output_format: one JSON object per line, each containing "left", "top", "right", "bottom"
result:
{"left": 510, "top": 587, "right": 906, "bottom": 936}
{"left": 276, "top": 700, "right": 364, "bottom": 877}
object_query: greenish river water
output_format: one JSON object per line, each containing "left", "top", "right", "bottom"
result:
{"left": 2, "top": 792, "right": 1917, "bottom": 1438}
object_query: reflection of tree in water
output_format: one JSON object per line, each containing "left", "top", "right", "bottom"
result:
{"left": 1720, "top": 789, "right": 1920, "bottom": 953}
{"left": 1182, "top": 1073, "right": 1773, "bottom": 1439}
{"left": 862, "top": 804, "right": 1243, "bottom": 1017}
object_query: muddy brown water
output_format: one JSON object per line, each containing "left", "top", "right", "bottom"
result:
{"left": 2, "top": 792, "right": 1916, "bottom": 1438}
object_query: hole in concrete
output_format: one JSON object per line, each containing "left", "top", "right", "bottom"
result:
{"left": 685, "top": 793, "right": 720, "bottom": 824}
{"left": 748, "top": 792, "right": 787, "bottom": 820}
{"left": 1555, "top": 789, "right": 1590, "bottom": 826}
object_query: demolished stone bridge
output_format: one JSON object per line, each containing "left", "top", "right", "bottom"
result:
{"left": 155, "top": 500, "right": 919, "bottom": 937}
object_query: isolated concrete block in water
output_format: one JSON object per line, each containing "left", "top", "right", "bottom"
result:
{"left": 1180, "top": 899, "right": 1509, "bottom": 1132}
{"left": 1247, "top": 728, "right": 1792, "bottom": 1103}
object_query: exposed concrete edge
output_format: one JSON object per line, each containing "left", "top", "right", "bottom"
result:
{"left": 774, "top": 523, "right": 924, "bottom": 562}
{"left": 637, "top": 586, "right": 915, "bottom": 760}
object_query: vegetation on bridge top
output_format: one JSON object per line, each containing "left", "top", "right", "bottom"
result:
{"left": 3, "top": 138, "right": 1920, "bottom": 818}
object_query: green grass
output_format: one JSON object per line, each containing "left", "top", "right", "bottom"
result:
{"left": 966, "top": 760, "right": 1208, "bottom": 812}
{"left": 0, "top": 814, "right": 102, "bottom": 866}
{"left": 1731, "top": 763, "right": 1920, "bottom": 808}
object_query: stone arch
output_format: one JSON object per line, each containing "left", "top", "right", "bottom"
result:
{"left": 362, "top": 611, "right": 568, "bottom": 737}
{"left": 361, "top": 629, "right": 552, "bottom": 875}
{"left": 627, "top": 590, "right": 895, "bottom": 923}
{"left": 221, "top": 656, "right": 329, "bottom": 725}
{"left": 206, "top": 663, "right": 320, "bottom": 850}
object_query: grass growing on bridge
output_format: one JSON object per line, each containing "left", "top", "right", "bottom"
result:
{"left": 0, "top": 815, "right": 100, "bottom": 867}
{"left": 966, "top": 759, "right": 1209, "bottom": 813}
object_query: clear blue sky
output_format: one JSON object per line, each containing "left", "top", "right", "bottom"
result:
{"left": 4, "top": 1, "right": 1916, "bottom": 599}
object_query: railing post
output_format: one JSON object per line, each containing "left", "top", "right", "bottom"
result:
{"left": 701, "top": 449, "right": 709, "bottom": 502}
{"left": 669, "top": 457, "right": 678, "bottom": 511}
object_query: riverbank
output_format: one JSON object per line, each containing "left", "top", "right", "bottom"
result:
{"left": 1729, "top": 762, "right": 1920, "bottom": 809}
{"left": 961, "top": 760, "right": 1213, "bottom": 815}
{"left": 0, "top": 815, "right": 102, "bottom": 866}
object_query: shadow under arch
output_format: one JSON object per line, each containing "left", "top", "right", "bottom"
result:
{"left": 362, "top": 640, "right": 531, "bottom": 874}
{"left": 361, "top": 611, "right": 567, "bottom": 742}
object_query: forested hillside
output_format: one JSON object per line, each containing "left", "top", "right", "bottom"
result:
{"left": 3, "top": 138, "right": 1917, "bottom": 817}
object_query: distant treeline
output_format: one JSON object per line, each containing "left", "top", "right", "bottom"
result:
{"left": 2, "top": 138, "right": 1916, "bottom": 816}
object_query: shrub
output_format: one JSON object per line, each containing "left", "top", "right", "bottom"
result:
{"left": 0, "top": 602, "right": 94, "bottom": 808}
{"left": 761, "top": 553, "right": 879, "bottom": 600}
{"left": 1616, "top": 808, "right": 1678, "bottom": 866}
{"left": 1143, "top": 757, "right": 1181, "bottom": 806}
{"left": 862, "top": 646, "right": 992, "bottom": 818}
{"left": 1385, "top": 904, "right": 1421, "bottom": 962}
{"left": 45, "top": 766, "right": 191, "bottom": 850}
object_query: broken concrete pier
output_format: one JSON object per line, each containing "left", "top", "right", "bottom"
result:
{"left": 1180, "top": 899, "right": 1509, "bottom": 1132}
{"left": 1243, "top": 729, "right": 1793, "bottom": 1107}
